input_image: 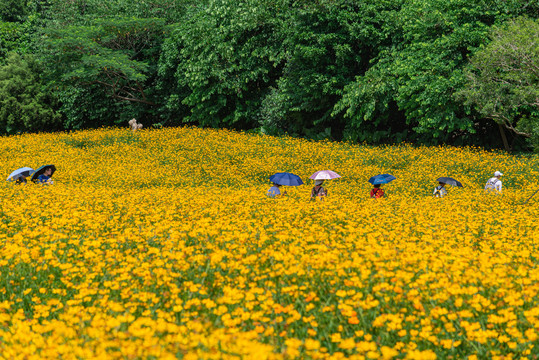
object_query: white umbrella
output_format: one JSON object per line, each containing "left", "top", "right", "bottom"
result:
{"left": 7, "top": 167, "right": 34, "bottom": 181}
{"left": 309, "top": 170, "right": 341, "bottom": 180}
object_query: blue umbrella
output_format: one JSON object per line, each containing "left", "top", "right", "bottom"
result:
{"left": 368, "top": 174, "right": 396, "bottom": 185}
{"left": 269, "top": 172, "right": 304, "bottom": 186}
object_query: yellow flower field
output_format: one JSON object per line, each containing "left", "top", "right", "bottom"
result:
{"left": 0, "top": 127, "right": 538, "bottom": 359}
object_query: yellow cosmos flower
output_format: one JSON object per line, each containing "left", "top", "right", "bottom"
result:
{"left": 0, "top": 127, "right": 537, "bottom": 358}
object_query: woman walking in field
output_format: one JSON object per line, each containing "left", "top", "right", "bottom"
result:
{"left": 368, "top": 174, "right": 395, "bottom": 199}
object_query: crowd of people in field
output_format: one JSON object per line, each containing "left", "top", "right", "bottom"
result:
{"left": 6, "top": 120, "right": 506, "bottom": 199}
{"left": 7, "top": 163, "right": 504, "bottom": 201}
{"left": 267, "top": 170, "right": 504, "bottom": 200}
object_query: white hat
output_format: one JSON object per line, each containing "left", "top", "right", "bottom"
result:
{"left": 494, "top": 171, "right": 503, "bottom": 177}
{"left": 315, "top": 180, "right": 324, "bottom": 186}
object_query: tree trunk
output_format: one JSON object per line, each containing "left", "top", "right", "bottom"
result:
{"left": 498, "top": 123, "right": 511, "bottom": 152}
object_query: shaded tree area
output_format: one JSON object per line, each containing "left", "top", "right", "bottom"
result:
{"left": 259, "top": 0, "right": 404, "bottom": 140}
{"left": 457, "top": 17, "right": 539, "bottom": 152}
{"left": 0, "top": 0, "right": 28, "bottom": 22}
{"left": 159, "top": 0, "right": 287, "bottom": 129}
{"left": 42, "top": 17, "right": 168, "bottom": 128}
{"left": 0, "top": 0, "right": 537, "bottom": 151}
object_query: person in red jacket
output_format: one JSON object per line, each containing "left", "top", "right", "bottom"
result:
{"left": 370, "top": 184, "right": 385, "bottom": 199}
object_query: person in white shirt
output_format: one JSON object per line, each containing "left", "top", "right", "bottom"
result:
{"left": 485, "top": 171, "right": 503, "bottom": 194}
{"left": 433, "top": 182, "right": 447, "bottom": 198}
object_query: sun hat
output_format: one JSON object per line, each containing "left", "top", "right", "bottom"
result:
{"left": 494, "top": 171, "right": 503, "bottom": 177}
{"left": 315, "top": 180, "right": 324, "bottom": 186}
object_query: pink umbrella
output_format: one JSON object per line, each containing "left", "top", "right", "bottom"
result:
{"left": 309, "top": 170, "right": 341, "bottom": 180}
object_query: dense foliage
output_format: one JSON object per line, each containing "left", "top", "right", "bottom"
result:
{"left": 0, "top": 0, "right": 537, "bottom": 150}
{"left": 0, "top": 53, "right": 61, "bottom": 134}
{"left": 457, "top": 17, "right": 539, "bottom": 152}
{"left": 159, "top": 0, "right": 286, "bottom": 129}
{"left": 41, "top": 17, "right": 168, "bottom": 128}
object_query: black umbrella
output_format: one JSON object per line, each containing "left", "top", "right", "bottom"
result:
{"left": 31, "top": 165, "right": 56, "bottom": 182}
{"left": 436, "top": 177, "right": 463, "bottom": 187}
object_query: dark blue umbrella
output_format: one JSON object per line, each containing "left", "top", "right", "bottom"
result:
{"left": 269, "top": 172, "right": 304, "bottom": 186}
{"left": 368, "top": 174, "right": 396, "bottom": 185}
{"left": 436, "top": 177, "right": 463, "bottom": 187}
{"left": 31, "top": 165, "right": 56, "bottom": 182}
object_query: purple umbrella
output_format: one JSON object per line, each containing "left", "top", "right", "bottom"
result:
{"left": 309, "top": 170, "right": 341, "bottom": 180}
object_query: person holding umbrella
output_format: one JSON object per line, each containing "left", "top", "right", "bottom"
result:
{"left": 309, "top": 170, "right": 341, "bottom": 201}
{"left": 267, "top": 172, "right": 303, "bottom": 198}
{"left": 434, "top": 177, "right": 463, "bottom": 197}
{"left": 267, "top": 183, "right": 286, "bottom": 198}
{"left": 370, "top": 184, "right": 385, "bottom": 199}
{"left": 311, "top": 180, "right": 328, "bottom": 200}
{"left": 7, "top": 167, "right": 34, "bottom": 184}
{"left": 31, "top": 165, "right": 56, "bottom": 185}
{"left": 433, "top": 182, "right": 447, "bottom": 198}
{"left": 368, "top": 174, "right": 396, "bottom": 199}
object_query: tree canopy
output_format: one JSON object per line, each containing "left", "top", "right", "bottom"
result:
{"left": 0, "top": 53, "right": 61, "bottom": 133}
{"left": 457, "top": 16, "right": 539, "bottom": 151}
{"left": 0, "top": 0, "right": 537, "bottom": 151}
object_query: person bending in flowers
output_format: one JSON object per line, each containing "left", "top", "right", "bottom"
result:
{"left": 433, "top": 182, "right": 447, "bottom": 198}
{"left": 311, "top": 180, "right": 328, "bottom": 200}
{"left": 267, "top": 183, "right": 286, "bottom": 198}
{"left": 37, "top": 166, "right": 54, "bottom": 185}
{"left": 370, "top": 184, "right": 385, "bottom": 199}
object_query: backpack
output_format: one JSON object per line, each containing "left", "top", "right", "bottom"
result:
{"left": 485, "top": 178, "right": 500, "bottom": 191}
{"left": 433, "top": 185, "right": 444, "bottom": 198}
{"left": 312, "top": 186, "right": 327, "bottom": 197}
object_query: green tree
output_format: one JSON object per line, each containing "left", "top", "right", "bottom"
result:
{"left": 57, "top": 84, "right": 135, "bottom": 129}
{"left": 159, "top": 0, "right": 286, "bottom": 129}
{"left": 40, "top": 0, "right": 206, "bottom": 26}
{"left": 0, "top": 0, "right": 28, "bottom": 22}
{"left": 0, "top": 22, "right": 22, "bottom": 60}
{"left": 0, "top": 53, "right": 61, "bottom": 134}
{"left": 335, "top": 0, "right": 538, "bottom": 146}
{"left": 259, "top": 0, "right": 404, "bottom": 140}
{"left": 1, "top": 6, "right": 44, "bottom": 61}
{"left": 457, "top": 17, "right": 539, "bottom": 151}
{"left": 40, "top": 17, "right": 167, "bottom": 128}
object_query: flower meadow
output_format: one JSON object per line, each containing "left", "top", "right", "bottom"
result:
{"left": 1, "top": 127, "right": 538, "bottom": 360}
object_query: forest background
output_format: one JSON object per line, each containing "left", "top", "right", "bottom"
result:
{"left": 0, "top": 0, "right": 538, "bottom": 152}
